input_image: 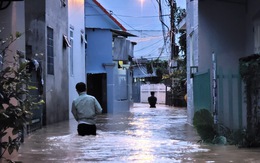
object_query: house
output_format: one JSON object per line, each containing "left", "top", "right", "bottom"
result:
{"left": 85, "top": 0, "right": 136, "bottom": 113}
{"left": 0, "top": 0, "right": 86, "bottom": 157}
{"left": 25, "top": 0, "right": 86, "bottom": 125}
{"left": 131, "top": 58, "right": 160, "bottom": 103}
{"left": 25, "top": 0, "right": 70, "bottom": 126}
{"left": 1, "top": 0, "right": 87, "bottom": 127}
{"left": 186, "top": 0, "right": 260, "bottom": 129}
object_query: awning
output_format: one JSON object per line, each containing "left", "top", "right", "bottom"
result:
{"left": 111, "top": 29, "right": 137, "bottom": 37}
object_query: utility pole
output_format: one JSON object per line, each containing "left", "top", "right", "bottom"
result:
{"left": 169, "top": 0, "right": 177, "bottom": 60}
{"left": 169, "top": 0, "right": 177, "bottom": 106}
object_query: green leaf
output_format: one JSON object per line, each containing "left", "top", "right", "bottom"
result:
{"left": 15, "top": 143, "right": 20, "bottom": 151}
{"left": 27, "top": 85, "right": 38, "bottom": 90}
{"left": 0, "top": 142, "right": 9, "bottom": 149}
{"left": 8, "top": 145, "right": 14, "bottom": 155}
{"left": 0, "top": 132, "right": 7, "bottom": 138}
{"left": 8, "top": 136, "right": 12, "bottom": 143}
{"left": 1, "top": 113, "right": 10, "bottom": 118}
{"left": 16, "top": 32, "right": 22, "bottom": 38}
{"left": 12, "top": 128, "right": 21, "bottom": 135}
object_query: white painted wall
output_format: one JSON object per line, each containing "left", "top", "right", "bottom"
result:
{"left": 68, "top": 0, "right": 86, "bottom": 119}
{"left": 186, "top": 0, "right": 198, "bottom": 124}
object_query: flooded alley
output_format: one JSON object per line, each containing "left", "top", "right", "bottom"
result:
{"left": 14, "top": 103, "right": 260, "bottom": 163}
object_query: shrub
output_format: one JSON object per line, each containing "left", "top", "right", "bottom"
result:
{"left": 0, "top": 32, "right": 43, "bottom": 162}
{"left": 193, "top": 109, "right": 217, "bottom": 143}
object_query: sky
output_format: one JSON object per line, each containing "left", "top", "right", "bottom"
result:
{"left": 97, "top": 0, "right": 186, "bottom": 60}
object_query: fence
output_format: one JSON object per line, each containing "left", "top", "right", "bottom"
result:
{"left": 217, "top": 69, "right": 243, "bottom": 129}
{"left": 193, "top": 69, "right": 244, "bottom": 129}
{"left": 193, "top": 70, "right": 211, "bottom": 113}
{"left": 140, "top": 84, "right": 166, "bottom": 104}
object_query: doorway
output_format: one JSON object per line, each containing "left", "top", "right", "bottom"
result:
{"left": 87, "top": 73, "right": 107, "bottom": 113}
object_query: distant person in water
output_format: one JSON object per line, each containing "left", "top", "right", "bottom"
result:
{"left": 148, "top": 91, "right": 157, "bottom": 108}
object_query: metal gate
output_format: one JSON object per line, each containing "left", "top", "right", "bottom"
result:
{"left": 217, "top": 69, "right": 243, "bottom": 129}
{"left": 193, "top": 70, "right": 211, "bottom": 113}
{"left": 193, "top": 69, "right": 243, "bottom": 129}
{"left": 26, "top": 69, "right": 43, "bottom": 133}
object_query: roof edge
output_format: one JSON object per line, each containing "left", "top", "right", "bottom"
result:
{"left": 93, "top": 0, "right": 126, "bottom": 31}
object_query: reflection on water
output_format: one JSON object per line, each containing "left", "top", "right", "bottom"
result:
{"left": 14, "top": 103, "right": 260, "bottom": 163}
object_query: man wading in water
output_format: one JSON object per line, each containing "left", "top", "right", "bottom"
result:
{"left": 71, "top": 82, "right": 103, "bottom": 136}
{"left": 148, "top": 91, "right": 157, "bottom": 108}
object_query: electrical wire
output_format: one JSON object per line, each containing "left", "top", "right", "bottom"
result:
{"left": 136, "top": 59, "right": 150, "bottom": 76}
{"left": 134, "top": 38, "right": 164, "bottom": 52}
{"left": 155, "top": 0, "right": 171, "bottom": 60}
{"left": 88, "top": 1, "right": 172, "bottom": 60}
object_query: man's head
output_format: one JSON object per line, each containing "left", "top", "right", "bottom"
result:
{"left": 151, "top": 92, "right": 155, "bottom": 96}
{"left": 76, "top": 82, "right": 86, "bottom": 93}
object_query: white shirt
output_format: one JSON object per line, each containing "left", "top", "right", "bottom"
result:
{"left": 71, "top": 92, "right": 103, "bottom": 125}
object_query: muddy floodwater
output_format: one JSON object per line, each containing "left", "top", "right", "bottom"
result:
{"left": 14, "top": 103, "right": 260, "bottom": 162}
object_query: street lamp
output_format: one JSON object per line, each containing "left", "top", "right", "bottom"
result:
{"left": 139, "top": 0, "right": 145, "bottom": 9}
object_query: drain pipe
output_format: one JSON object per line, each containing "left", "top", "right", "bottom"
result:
{"left": 212, "top": 52, "right": 218, "bottom": 125}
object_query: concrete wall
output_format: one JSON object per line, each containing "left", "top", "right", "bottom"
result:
{"left": 113, "top": 66, "right": 133, "bottom": 112}
{"left": 45, "top": 0, "right": 69, "bottom": 124}
{"left": 186, "top": 0, "right": 260, "bottom": 127}
{"left": 25, "top": 0, "right": 69, "bottom": 125}
{"left": 199, "top": 1, "right": 246, "bottom": 73}
{"left": 245, "top": 1, "right": 260, "bottom": 55}
{"left": 25, "top": 0, "right": 45, "bottom": 59}
{"left": 68, "top": 0, "right": 86, "bottom": 120}
{"left": 186, "top": 0, "right": 199, "bottom": 124}
{"left": 1, "top": 2, "right": 25, "bottom": 63}
{"left": 86, "top": 29, "right": 112, "bottom": 73}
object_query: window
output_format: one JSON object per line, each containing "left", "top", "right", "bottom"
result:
{"left": 70, "top": 28, "right": 74, "bottom": 76}
{"left": 47, "top": 27, "right": 54, "bottom": 75}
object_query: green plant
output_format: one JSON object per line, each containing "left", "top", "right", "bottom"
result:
{"left": 193, "top": 109, "right": 217, "bottom": 143}
{"left": 193, "top": 109, "right": 260, "bottom": 147}
{"left": 144, "top": 59, "right": 169, "bottom": 83}
{"left": 239, "top": 54, "right": 260, "bottom": 147}
{"left": 194, "top": 54, "right": 260, "bottom": 147}
{"left": 0, "top": 32, "right": 43, "bottom": 162}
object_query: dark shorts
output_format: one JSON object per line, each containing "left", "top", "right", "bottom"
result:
{"left": 77, "top": 123, "right": 97, "bottom": 136}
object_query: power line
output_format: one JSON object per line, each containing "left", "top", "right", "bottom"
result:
{"left": 127, "top": 30, "right": 163, "bottom": 32}
{"left": 115, "top": 14, "right": 170, "bottom": 18}
{"left": 134, "top": 38, "right": 164, "bottom": 52}
{"left": 85, "top": 13, "right": 170, "bottom": 18}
